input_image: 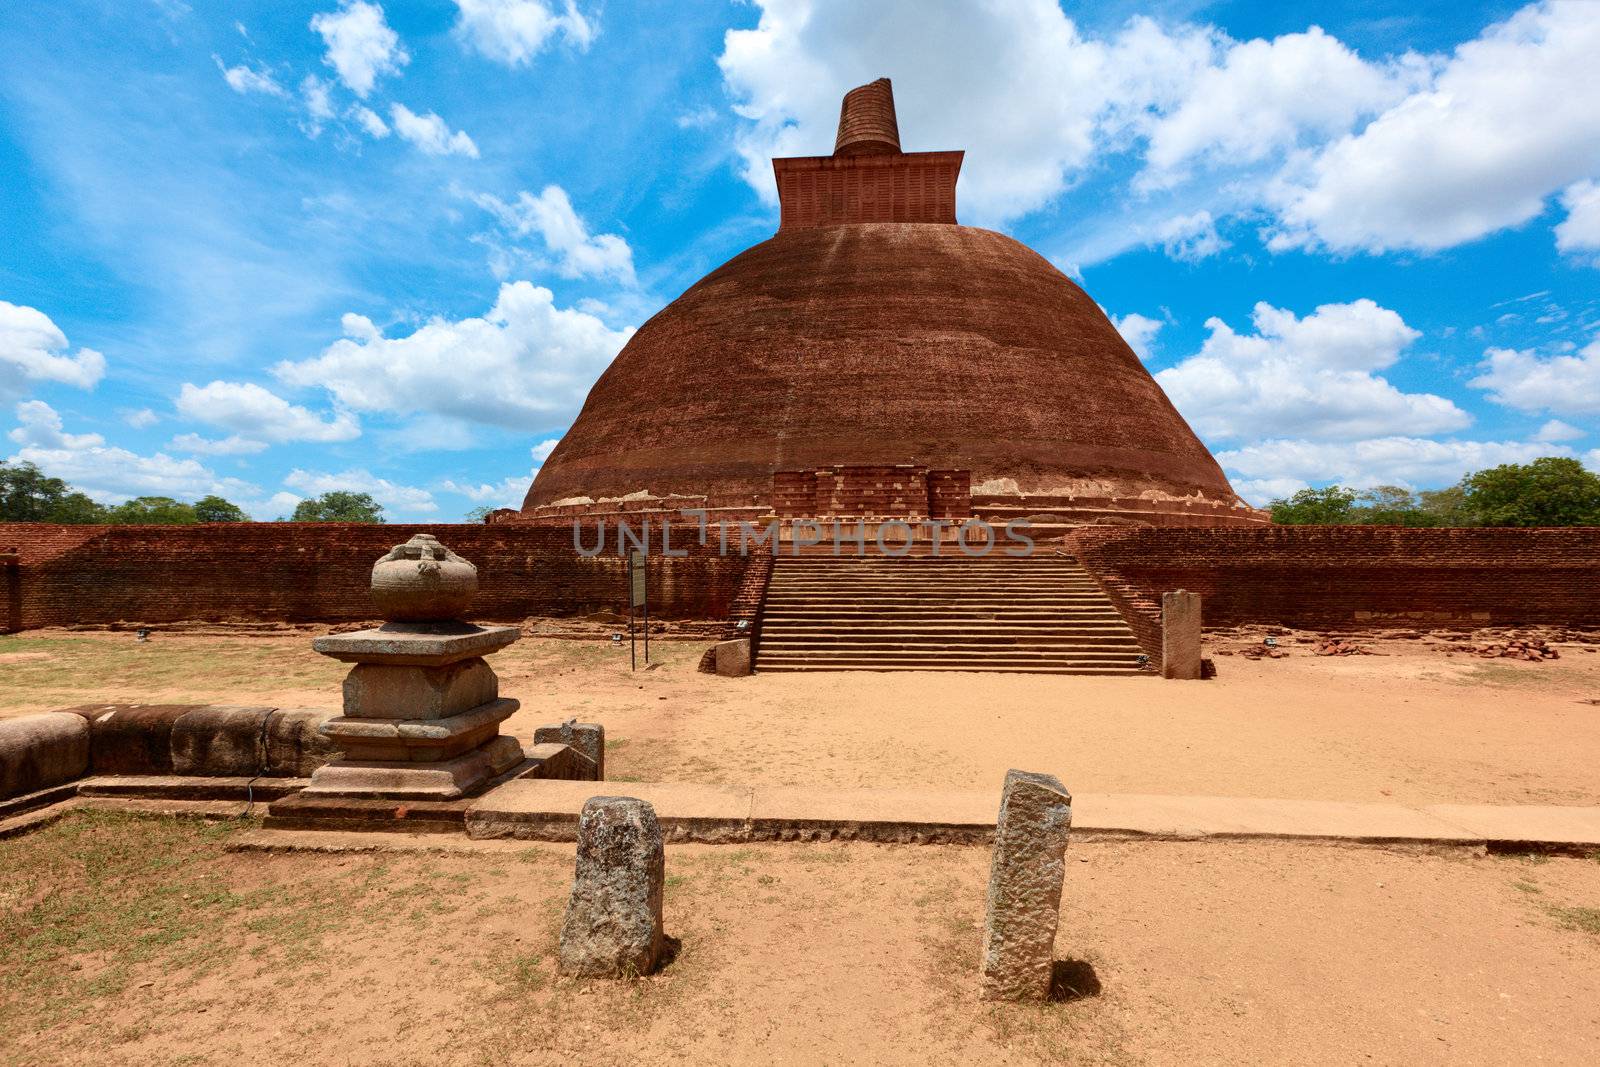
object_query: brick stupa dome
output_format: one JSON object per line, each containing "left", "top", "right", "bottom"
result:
{"left": 523, "top": 79, "right": 1260, "bottom": 527}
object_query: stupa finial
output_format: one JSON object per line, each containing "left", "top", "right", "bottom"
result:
{"left": 833, "top": 77, "right": 900, "bottom": 156}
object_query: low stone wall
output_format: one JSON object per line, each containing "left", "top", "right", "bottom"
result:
{"left": 0, "top": 523, "right": 756, "bottom": 631}
{"left": 0, "top": 704, "right": 338, "bottom": 802}
{"left": 1068, "top": 526, "right": 1600, "bottom": 630}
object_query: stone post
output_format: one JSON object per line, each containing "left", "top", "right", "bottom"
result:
{"left": 1161, "top": 589, "right": 1203, "bottom": 680}
{"left": 714, "top": 637, "right": 752, "bottom": 677}
{"left": 300, "top": 534, "right": 525, "bottom": 800}
{"left": 980, "top": 769, "right": 1073, "bottom": 1001}
{"left": 559, "top": 796, "right": 666, "bottom": 978}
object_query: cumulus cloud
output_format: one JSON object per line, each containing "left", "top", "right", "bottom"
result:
{"left": 6, "top": 402, "right": 256, "bottom": 505}
{"left": 1533, "top": 419, "right": 1585, "bottom": 443}
{"left": 284, "top": 467, "right": 436, "bottom": 512}
{"left": 1555, "top": 180, "right": 1600, "bottom": 261}
{"left": 1268, "top": 2, "right": 1600, "bottom": 254}
{"left": 440, "top": 439, "right": 560, "bottom": 507}
{"left": 1138, "top": 27, "right": 1421, "bottom": 189}
{"left": 273, "top": 282, "right": 633, "bottom": 431}
{"left": 301, "top": 74, "right": 336, "bottom": 133}
{"left": 9, "top": 400, "right": 103, "bottom": 449}
{"left": 176, "top": 380, "right": 360, "bottom": 443}
{"left": 1469, "top": 334, "right": 1600, "bottom": 416}
{"left": 123, "top": 408, "right": 160, "bottom": 429}
{"left": 390, "top": 104, "right": 479, "bottom": 157}
{"left": 1152, "top": 210, "right": 1226, "bottom": 261}
{"left": 472, "top": 186, "right": 635, "bottom": 283}
{"left": 214, "top": 56, "right": 287, "bottom": 98}
{"left": 310, "top": 1, "right": 408, "bottom": 98}
{"left": 168, "top": 432, "right": 270, "bottom": 456}
{"left": 1156, "top": 299, "right": 1467, "bottom": 441}
{"left": 1111, "top": 312, "right": 1163, "bottom": 362}
{"left": 452, "top": 0, "right": 595, "bottom": 66}
{"left": 717, "top": 1, "right": 1600, "bottom": 263}
{"left": 0, "top": 300, "right": 106, "bottom": 402}
{"left": 1218, "top": 436, "right": 1569, "bottom": 500}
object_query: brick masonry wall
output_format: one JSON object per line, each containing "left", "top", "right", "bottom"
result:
{"left": 1067, "top": 525, "right": 1600, "bottom": 630}
{"left": 1, "top": 523, "right": 754, "bottom": 631}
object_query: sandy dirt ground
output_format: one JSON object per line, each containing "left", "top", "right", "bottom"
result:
{"left": 1, "top": 812, "right": 1598, "bottom": 1066}
{"left": 4, "top": 629, "right": 1599, "bottom": 806}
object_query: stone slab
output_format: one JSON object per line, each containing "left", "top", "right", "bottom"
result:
{"left": 1075, "top": 794, "right": 1479, "bottom": 844}
{"left": 300, "top": 734, "right": 524, "bottom": 800}
{"left": 264, "top": 708, "right": 342, "bottom": 777}
{"left": 263, "top": 792, "right": 479, "bottom": 834}
{"left": 747, "top": 786, "right": 996, "bottom": 843}
{"left": 321, "top": 698, "right": 519, "bottom": 744}
{"left": 1423, "top": 804, "right": 1600, "bottom": 851}
{"left": 66, "top": 704, "right": 202, "bottom": 775}
{"left": 312, "top": 623, "right": 519, "bottom": 666}
{"left": 76, "top": 775, "right": 309, "bottom": 801}
{"left": 533, "top": 721, "right": 604, "bottom": 780}
{"left": 466, "top": 779, "right": 752, "bottom": 842}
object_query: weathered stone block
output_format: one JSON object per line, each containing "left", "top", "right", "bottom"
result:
{"left": 72, "top": 704, "right": 201, "bottom": 775}
{"left": 533, "top": 720, "right": 604, "bottom": 780}
{"left": 559, "top": 796, "right": 666, "bottom": 978}
{"left": 170, "top": 705, "right": 273, "bottom": 777}
{"left": 0, "top": 713, "right": 90, "bottom": 799}
{"left": 301, "top": 734, "right": 524, "bottom": 800}
{"left": 714, "top": 638, "right": 752, "bottom": 677}
{"left": 1161, "top": 589, "right": 1203, "bottom": 680}
{"left": 264, "top": 708, "right": 342, "bottom": 777}
{"left": 341, "top": 659, "right": 497, "bottom": 719}
{"left": 980, "top": 769, "right": 1072, "bottom": 1001}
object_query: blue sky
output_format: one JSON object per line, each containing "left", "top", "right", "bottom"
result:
{"left": 2, "top": 0, "right": 1598, "bottom": 519}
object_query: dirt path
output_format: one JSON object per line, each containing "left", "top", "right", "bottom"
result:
{"left": 5, "top": 630, "right": 1600, "bottom": 806}
{"left": 2, "top": 812, "right": 1598, "bottom": 1066}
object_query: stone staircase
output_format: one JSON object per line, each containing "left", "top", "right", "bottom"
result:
{"left": 755, "top": 553, "right": 1149, "bottom": 674}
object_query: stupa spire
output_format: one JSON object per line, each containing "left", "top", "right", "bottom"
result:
{"left": 833, "top": 77, "right": 901, "bottom": 156}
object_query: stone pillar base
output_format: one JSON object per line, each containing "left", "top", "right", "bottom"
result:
{"left": 302, "top": 734, "right": 525, "bottom": 800}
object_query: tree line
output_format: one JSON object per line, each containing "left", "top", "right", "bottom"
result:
{"left": 1269, "top": 457, "right": 1600, "bottom": 527}
{"left": 0, "top": 460, "right": 387, "bottom": 524}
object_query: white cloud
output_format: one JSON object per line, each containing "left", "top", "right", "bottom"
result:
{"left": 273, "top": 282, "right": 633, "bottom": 431}
{"left": 452, "top": 0, "right": 595, "bottom": 66}
{"left": 9, "top": 400, "right": 103, "bottom": 449}
{"left": 350, "top": 104, "right": 390, "bottom": 138}
{"left": 0, "top": 300, "right": 106, "bottom": 401}
{"left": 301, "top": 75, "right": 336, "bottom": 133}
{"left": 176, "top": 380, "right": 360, "bottom": 443}
{"left": 1588, "top": 449, "right": 1600, "bottom": 474}
{"left": 1153, "top": 210, "right": 1226, "bottom": 261}
{"left": 1533, "top": 419, "right": 1585, "bottom": 443}
{"left": 472, "top": 186, "right": 635, "bottom": 283}
{"left": 440, "top": 439, "right": 560, "bottom": 507}
{"left": 1269, "top": 2, "right": 1600, "bottom": 253}
{"left": 168, "top": 432, "right": 270, "bottom": 456}
{"left": 1157, "top": 299, "right": 1467, "bottom": 441}
{"left": 123, "top": 408, "right": 159, "bottom": 429}
{"left": 1139, "top": 27, "right": 1421, "bottom": 189}
{"left": 1218, "top": 436, "right": 1570, "bottom": 500}
{"left": 390, "top": 104, "right": 479, "bottom": 158}
{"left": 1469, "top": 334, "right": 1600, "bottom": 416}
{"left": 1555, "top": 180, "right": 1600, "bottom": 260}
{"left": 284, "top": 467, "right": 436, "bottom": 513}
{"left": 310, "top": 0, "right": 408, "bottom": 98}
{"left": 1111, "top": 312, "right": 1163, "bottom": 362}
{"left": 214, "top": 56, "right": 287, "bottom": 98}
{"left": 6, "top": 402, "right": 257, "bottom": 506}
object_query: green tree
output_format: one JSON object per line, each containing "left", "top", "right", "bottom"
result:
{"left": 193, "top": 495, "right": 248, "bottom": 522}
{"left": 1416, "top": 485, "right": 1472, "bottom": 527}
{"left": 464, "top": 505, "right": 496, "bottom": 523}
{"left": 1269, "top": 485, "right": 1358, "bottom": 525}
{"left": 291, "top": 491, "right": 385, "bottom": 523}
{"left": 1351, "top": 485, "right": 1440, "bottom": 527}
{"left": 107, "top": 496, "right": 198, "bottom": 524}
{"left": 0, "top": 460, "right": 109, "bottom": 523}
{"left": 1461, "top": 457, "right": 1600, "bottom": 527}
